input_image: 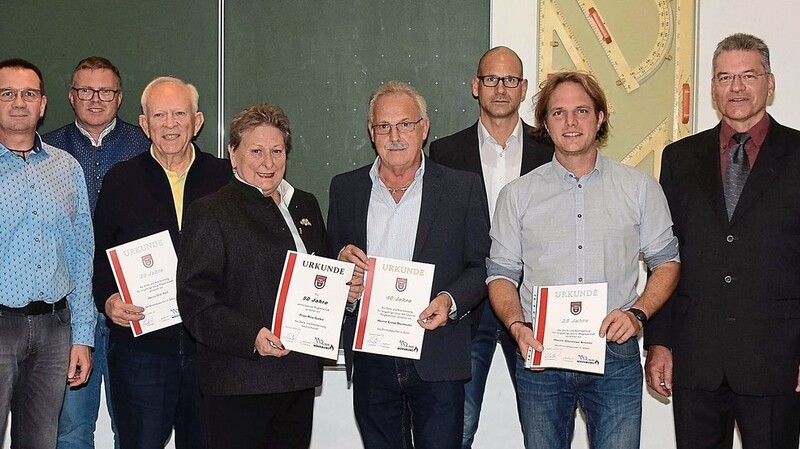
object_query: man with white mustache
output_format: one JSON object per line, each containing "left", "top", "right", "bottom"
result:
{"left": 329, "top": 81, "right": 490, "bottom": 449}
{"left": 486, "top": 71, "right": 680, "bottom": 449}
{"left": 91, "top": 76, "right": 231, "bottom": 449}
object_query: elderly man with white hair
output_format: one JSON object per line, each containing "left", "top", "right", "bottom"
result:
{"left": 92, "top": 76, "right": 231, "bottom": 449}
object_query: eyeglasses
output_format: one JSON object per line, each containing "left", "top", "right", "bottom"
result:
{"left": 714, "top": 72, "right": 768, "bottom": 86}
{"left": 0, "top": 88, "right": 42, "bottom": 103}
{"left": 371, "top": 117, "right": 424, "bottom": 135}
{"left": 476, "top": 75, "right": 523, "bottom": 88}
{"left": 71, "top": 87, "right": 120, "bottom": 102}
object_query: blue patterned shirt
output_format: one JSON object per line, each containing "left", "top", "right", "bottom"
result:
{"left": 43, "top": 119, "right": 150, "bottom": 214}
{"left": 0, "top": 136, "right": 96, "bottom": 346}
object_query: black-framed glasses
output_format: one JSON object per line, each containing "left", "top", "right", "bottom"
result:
{"left": 371, "top": 117, "right": 424, "bottom": 135}
{"left": 476, "top": 75, "right": 523, "bottom": 88}
{"left": 71, "top": 87, "right": 120, "bottom": 102}
{"left": 714, "top": 72, "right": 768, "bottom": 86}
{"left": 0, "top": 88, "right": 42, "bottom": 103}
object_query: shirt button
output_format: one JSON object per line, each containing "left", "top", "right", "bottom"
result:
{"left": 32, "top": 210, "right": 37, "bottom": 215}
{"left": 578, "top": 277, "right": 583, "bottom": 282}
{"left": 578, "top": 245, "right": 583, "bottom": 249}
{"left": 577, "top": 214, "right": 582, "bottom": 218}
{"left": 34, "top": 237, "right": 40, "bottom": 242}
{"left": 96, "top": 176, "right": 101, "bottom": 180}
{"left": 724, "top": 275, "right": 732, "bottom": 283}
{"left": 726, "top": 235, "right": 734, "bottom": 243}
{"left": 38, "top": 291, "right": 44, "bottom": 296}
{"left": 37, "top": 264, "right": 41, "bottom": 269}
{"left": 578, "top": 184, "right": 583, "bottom": 188}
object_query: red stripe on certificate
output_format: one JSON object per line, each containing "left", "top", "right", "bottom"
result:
{"left": 108, "top": 249, "right": 142, "bottom": 336}
{"left": 533, "top": 287, "right": 549, "bottom": 366}
{"left": 354, "top": 257, "right": 377, "bottom": 350}
{"left": 273, "top": 252, "right": 298, "bottom": 338}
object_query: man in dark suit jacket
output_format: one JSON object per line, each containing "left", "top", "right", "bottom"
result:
{"left": 429, "top": 46, "right": 553, "bottom": 449}
{"left": 93, "top": 77, "right": 231, "bottom": 449}
{"left": 328, "top": 81, "right": 490, "bottom": 449}
{"left": 644, "top": 33, "right": 800, "bottom": 448}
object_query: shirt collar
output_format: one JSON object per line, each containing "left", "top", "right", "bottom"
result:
{"left": 551, "top": 149, "right": 603, "bottom": 182}
{"left": 0, "top": 133, "right": 45, "bottom": 158}
{"left": 233, "top": 172, "right": 295, "bottom": 207}
{"left": 719, "top": 113, "right": 770, "bottom": 150}
{"left": 75, "top": 118, "right": 117, "bottom": 147}
{"left": 368, "top": 150, "right": 426, "bottom": 185}
{"left": 150, "top": 143, "right": 196, "bottom": 176}
{"left": 477, "top": 118, "right": 522, "bottom": 151}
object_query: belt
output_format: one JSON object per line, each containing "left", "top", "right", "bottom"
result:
{"left": 0, "top": 297, "right": 67, "bottom": 315}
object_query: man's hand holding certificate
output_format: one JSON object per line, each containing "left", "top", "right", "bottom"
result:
{"left": 524, "top": 283, "right": 608, "bottom": 374}
{"left": 353, "top": 256, "right": 435, "bottom": 360}
{"left": 106, "top": 230, "right": 181, "bottom": 337}
{"left": 272, "top": 251, "right": 354, "bottom": 360}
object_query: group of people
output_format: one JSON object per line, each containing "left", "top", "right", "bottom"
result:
{"left": 0, "top": 31, "right": 797, "bottom": 449}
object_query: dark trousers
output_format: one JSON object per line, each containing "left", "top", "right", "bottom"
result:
{"left": 0, "top": 307, "right": 71, "bottom": 449}
{"left": 674, "top": 380, "right": 800, "bottom": 449}
{"left": 107, "top": 342, "right": 204, "bottom": 449}
{"left": 204, "top": 388, "right": 315, "bottom": 449}
{"left": 462, "top": 302, "right": 519, "bottom": 449}
{"left": 353, "top": 353, "right": 464, "bottom": 449}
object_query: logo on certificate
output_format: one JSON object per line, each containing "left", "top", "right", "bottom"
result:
{"left": 141, "top": 254, "right": 154, "bottom": 269}
{"left": 398, "top": 340, "right": 419, "bottom": 353}
{"left": 314, "top": 275, "right": 327, "bottom": 289}
{"left": 395, "top": 277, "right": 407, "bottom": 292}
{"left": 570, "top": 301, "right": 582, "bottom": 315}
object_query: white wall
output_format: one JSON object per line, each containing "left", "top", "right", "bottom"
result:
{"left": 4, "top": 2, "right": 799, "bottom": 448}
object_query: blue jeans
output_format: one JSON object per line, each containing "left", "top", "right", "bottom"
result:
{"left": 107, "top": 342, "right": 204, "bottom": 449}
{"left": 353, "top": 353, "right": 464, "bottom": 449}
{"left": 0, "top": 306, "right": 71, "bottom": 449}
{"left": 462, "top": 303, "right": 519, "bottom": 449}
{"left": 57, "top": 315, "right": 119, "bottom": 449}
{"left": 516, "top": 338, "right": 643, "bottom": 449}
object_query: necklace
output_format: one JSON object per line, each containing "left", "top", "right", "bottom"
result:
{"left": 380, "top": 175, "right": 413, "bottom": 195}
{"left": 10, "top": 148, "right": 34, "bottom": 160}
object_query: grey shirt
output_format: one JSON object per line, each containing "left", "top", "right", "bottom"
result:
{"left": 487, "top": 151, "right": 679, "bottom": 321}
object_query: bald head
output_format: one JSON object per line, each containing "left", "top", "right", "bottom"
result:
{"left": 477, "top": 46, "right": 524, "bottom": 78}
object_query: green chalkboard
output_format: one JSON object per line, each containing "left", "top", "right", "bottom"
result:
{"left": 224, "top": 1, "right": 489, "bottom": 211}
{"left": 0, "top": 0, "right": 219, "bottom": 152}
{"left": 1, "top": 0, "right": 489, "bottom": 212}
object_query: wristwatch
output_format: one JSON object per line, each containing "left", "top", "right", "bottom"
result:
{"left": 627, "top": 307, "right": 648, "bottom": 325}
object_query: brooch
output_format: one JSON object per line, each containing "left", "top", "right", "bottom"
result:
{"left": 300, "top": 218, "right": 312, "bottom": 227}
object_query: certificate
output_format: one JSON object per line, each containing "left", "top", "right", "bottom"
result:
{"left": 525, "top": 282, "right": 608, "bottom": 374}
{"left": 106, "top": 230, "right": 180, "bottom": 337}
{"left": 272, "top": 251, "right": 354, "bottom": 360}
{"left": 353, "top": 257, "right": 435, "bottom": 360}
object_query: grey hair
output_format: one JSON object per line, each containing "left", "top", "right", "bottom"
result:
{"left": 367, "top": 80, "right": 428, "bottom": 123}
{"left": 712, "top": 33, "right": 771, "bottom": 74}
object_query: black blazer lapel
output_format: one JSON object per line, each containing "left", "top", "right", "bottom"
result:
{"left": 692, "top": 126, "right": 730, "bottom": 226}
{"left": 353, "top": 169, "right": 373, "bottom": 250}
{"left": 413, "top": 159, "right": 443, "bottom": 259}
{"left": 730, "top": 118, "right": 786, "bottom": 223}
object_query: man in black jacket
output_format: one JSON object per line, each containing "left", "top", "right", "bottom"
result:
{"left": 428, "top": 46, "right": 552, "bottom": 448}
{"left": 644, "top": 33, "right": 800, "bottom": 449}
{"left": 93, "top": 76, "right": 231, "bottom": 449}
